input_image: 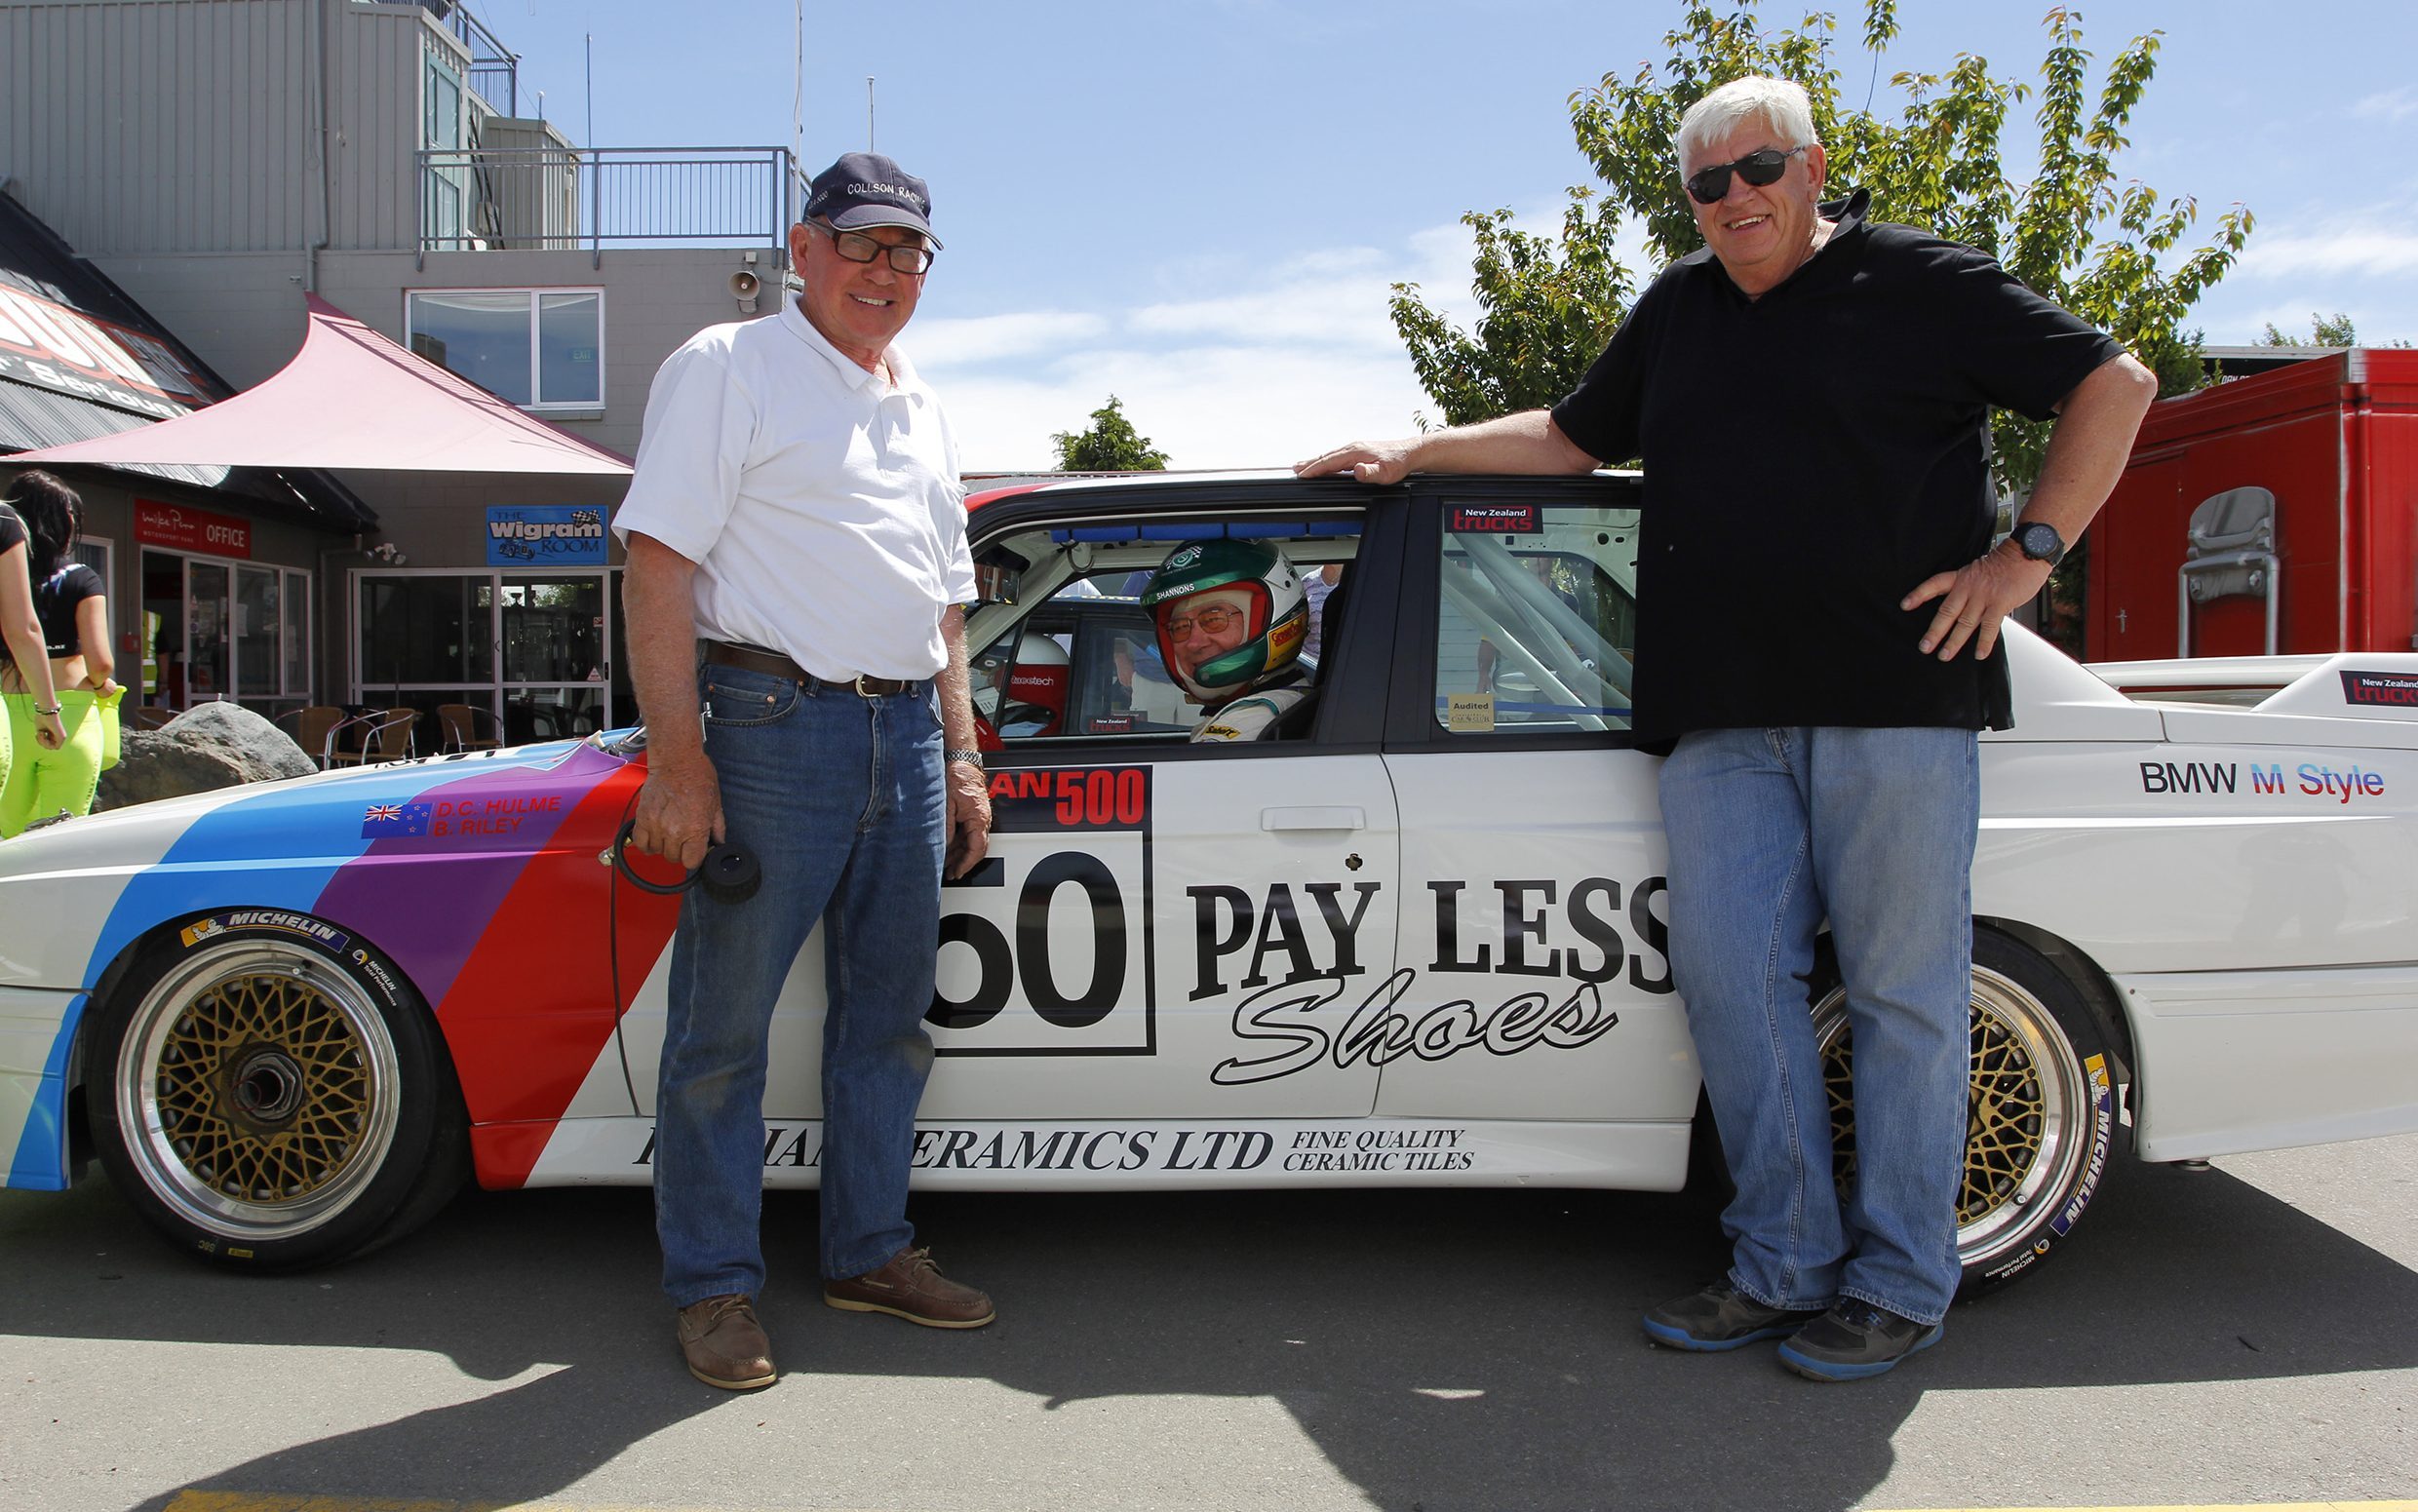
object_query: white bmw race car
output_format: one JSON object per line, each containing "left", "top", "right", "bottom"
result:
{"left": 3, "top": 472, "right": 2413, "bottom": 1296}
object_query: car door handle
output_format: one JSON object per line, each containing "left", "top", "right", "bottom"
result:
{"left": 1261, "top": 806, "right": 1366, "bottom": 833}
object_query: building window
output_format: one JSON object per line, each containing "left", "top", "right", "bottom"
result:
{"left": 407, "top": 290, "right": 604, "bottom": 407}
{"left": 357, "top": 568, "right": 629, "bottom": 748}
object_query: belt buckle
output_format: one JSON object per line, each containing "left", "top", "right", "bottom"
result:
{"left": 850, "top": 674, "right": 884, "bottom": 697}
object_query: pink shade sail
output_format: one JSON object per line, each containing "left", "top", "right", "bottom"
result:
{"left": 8, "top": 295, "right": 631, "bottom": 475}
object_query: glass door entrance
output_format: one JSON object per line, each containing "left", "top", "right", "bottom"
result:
{"left": 139, "top": 549, "right": 312, "bottom": 716}
{"left": 500, "top": 573, "right": 608, "bottom": 742}
{"left": 356, "top": 568, "right": 622, "bottom": 751}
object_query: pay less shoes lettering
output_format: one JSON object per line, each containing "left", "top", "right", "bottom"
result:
{"left": 922, "top": 765, "right": 1669, "bottom": 1074}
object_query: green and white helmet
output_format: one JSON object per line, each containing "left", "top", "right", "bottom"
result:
{"left": 1141, "top": 538, "right": 1309, "bottom": 702}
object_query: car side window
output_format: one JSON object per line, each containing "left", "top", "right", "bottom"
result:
{"left": 968, "top": 520, "right": 1360, "bottom": 748}
{"left": 1432, "top": 503, "right": 1639, "bottom": 734}
{"left": 971, "top": 575, "right": 1185, "bottom": 739}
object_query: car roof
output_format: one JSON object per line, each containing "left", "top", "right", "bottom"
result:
{"left": 965, "top": 468, "right": 1644, "bottom": 514}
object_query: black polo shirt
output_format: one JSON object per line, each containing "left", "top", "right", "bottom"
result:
{"left": 1551, "top": 189, "right": 2120, "bottom": 743}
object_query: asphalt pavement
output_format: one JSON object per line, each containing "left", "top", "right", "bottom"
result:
{"left": 2, "top": 1131, "right": 2413, "bottom": 1512}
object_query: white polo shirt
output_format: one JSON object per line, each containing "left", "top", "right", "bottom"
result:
{"left": 614, "top": 295, "right": 975, "bottom": 682}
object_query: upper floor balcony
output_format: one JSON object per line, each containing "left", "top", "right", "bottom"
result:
{"left": 416, "top": 142, "right": 806, "bottom": 267}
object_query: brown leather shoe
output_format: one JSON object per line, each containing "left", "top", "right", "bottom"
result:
{"left": 824, "top": 1246, "right": 995, "bottom": 1329}
{"left": 675, "top": 1294, "right": 776, "bottom": 1389}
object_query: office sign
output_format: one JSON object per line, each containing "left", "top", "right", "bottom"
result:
{"left": 136, "top": 499, "right": 252, "bottom": 558}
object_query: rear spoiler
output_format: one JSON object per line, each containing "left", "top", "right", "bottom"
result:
{"left": 2088, "top": 652, "right": 2418, "bottom": 718}
{"left": 2259, "top": 656, "right": 2418, "bottom": 720}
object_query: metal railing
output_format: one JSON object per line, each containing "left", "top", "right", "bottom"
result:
{"left": 438, "top": 3, "right": 523, "bottom": 117}
{"left": 416, "top": 147, "right": 804, "bottom": 266}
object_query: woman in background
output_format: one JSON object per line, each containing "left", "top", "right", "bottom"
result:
{"left": 0, "top": 472, "right": 115, "bottom": 836}
{"left": 0, "top": 477, "right": 68, "bottom": 830}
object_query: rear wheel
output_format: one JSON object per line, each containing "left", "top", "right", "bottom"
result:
{"left": 1814, "top": 929, "right": 2118, "bottom": 1298}
{"left": 90, "top": 916, "right": 467, "bottom": 1270}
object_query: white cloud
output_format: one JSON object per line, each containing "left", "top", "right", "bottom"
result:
{"left": 941, "top": 342, "right": 1431, "bottom": 473}
{"left": 2352, "top": 87, "right": 2418, "bottom": 123}
{"left": 1128, "top": 279, "right": 1400, "bottom": 349}
{"left": 2240, "top": 225, "right": 2418, "bottom": 279}
{"left": 921, "top": 205, "right": 1634, "bottom": 472}
{"left": 912, "top": 310, "right": 1112, "bottom": 366}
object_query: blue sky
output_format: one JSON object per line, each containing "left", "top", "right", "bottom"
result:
{"left": 486, "top": 0, "right": 2418, "bottom": 470}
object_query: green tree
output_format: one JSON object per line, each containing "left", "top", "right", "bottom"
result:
{"left": 1051, "top": 395, "right": 1170, "bottom": 472}
{"left": 1391, "top": 190, "right": 1635, "bottom": 428}
{"left": 2254, "top": 313, "right": 2403, "bottom": 348}
{"left": 1391, "top": 0, "right": 2253, "bottom": 489}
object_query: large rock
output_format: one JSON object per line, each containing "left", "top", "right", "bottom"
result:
{"left": 96, "top": 702, "right": 319, "bottom": 812}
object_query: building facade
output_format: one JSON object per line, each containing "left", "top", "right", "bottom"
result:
{"left": 1, "top": 0, "right": 794, "bottom": 743}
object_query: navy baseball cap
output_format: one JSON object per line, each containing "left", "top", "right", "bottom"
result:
{"left": 803, "top": 152, "right": 941, "bottom": 248}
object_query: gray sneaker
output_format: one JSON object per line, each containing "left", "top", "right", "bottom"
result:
{"left": 1777, "top": 1299, "right": 1944, "bottom": 1380}
{"left": 1641, "top": 1280, "right": 1824, "bottom": 1351}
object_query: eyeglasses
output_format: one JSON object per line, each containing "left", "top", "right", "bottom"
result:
{"left": 809, "top": 221, "right": 935, "bottom": 274}
{"left": 1162, "top": 604, "right": 1242, "bottom": 639}
{"left": 1684, "top": 145, "right": 1810, "bottom": 206}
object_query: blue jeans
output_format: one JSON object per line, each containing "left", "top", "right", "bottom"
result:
{"left": 654, "top": 659, "right": 946, "bottom": 1307}
{"left": 1658, "top": 726, "right": 1977, "bottom": 1326}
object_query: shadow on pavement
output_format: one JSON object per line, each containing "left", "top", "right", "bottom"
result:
{"left": 3, "top": 1143, "right": 2412, "bottom": 1512}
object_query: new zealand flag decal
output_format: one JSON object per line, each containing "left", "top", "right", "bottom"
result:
{"left": 361, "top": 801, "right": 434, "bottom": 838}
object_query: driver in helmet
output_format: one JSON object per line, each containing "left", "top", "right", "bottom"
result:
{"left": 1140, "top": 539, "right": 1312, "bottom": 742}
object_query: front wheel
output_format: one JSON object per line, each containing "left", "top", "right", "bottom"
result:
{"left": 1814, "top": 929, "right": 2119, "bottom": 1298}
{"left": 90, "top": 915, "right": 468, "bottom": 1270}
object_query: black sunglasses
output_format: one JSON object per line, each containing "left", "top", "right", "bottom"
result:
{"left": 1684, "top": 145, "right": 1809, "bottom": 206}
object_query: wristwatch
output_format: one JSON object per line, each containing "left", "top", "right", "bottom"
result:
{"left": 945, "top": 747, "right": 985, "bottom": 770}
{"left": 2011, "top": 521, "right": 2067, "bottom": 567}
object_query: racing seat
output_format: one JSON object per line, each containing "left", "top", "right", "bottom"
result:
{"left": 1268, "top": 568, "right": 1350, "bottom": 740}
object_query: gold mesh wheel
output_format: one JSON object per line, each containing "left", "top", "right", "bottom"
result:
{"left": 115, "top": 941, "right": 404, "bottom": 1243}
{"left": 1814, "top": 960, "right": 2092, "bottom": 1276}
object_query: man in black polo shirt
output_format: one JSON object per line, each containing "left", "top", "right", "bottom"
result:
{"left": 1299, "top": 75, "right": 2155, "bottom": 1379}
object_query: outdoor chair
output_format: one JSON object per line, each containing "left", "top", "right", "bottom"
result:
{"left": 277, "top": 705, "right": 347, "bottom": 768}
{"left": 330, "top": 707, "right": 419, "bottom": 766}
{"left": 437, "top": 702, "right": 504, "bottom": 753}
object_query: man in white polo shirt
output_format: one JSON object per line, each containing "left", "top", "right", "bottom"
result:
{"left": 615, "top": 151, "right": 995, "bottom": 1391}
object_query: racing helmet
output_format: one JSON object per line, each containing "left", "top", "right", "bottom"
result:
{"left": 1001, "top": 633, "right": 1071, "bottom": 735}
{"left": 1141, "top": 538, "right": 1308, "bottom": 702}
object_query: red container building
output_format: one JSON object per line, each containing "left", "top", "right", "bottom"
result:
{"left": 2087, "top": 350, "right": 2418, "bottom": 662}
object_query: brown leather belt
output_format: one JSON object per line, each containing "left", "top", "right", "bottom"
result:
{"left": 702, "top": 640, "right": 914, "bottom": 697}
